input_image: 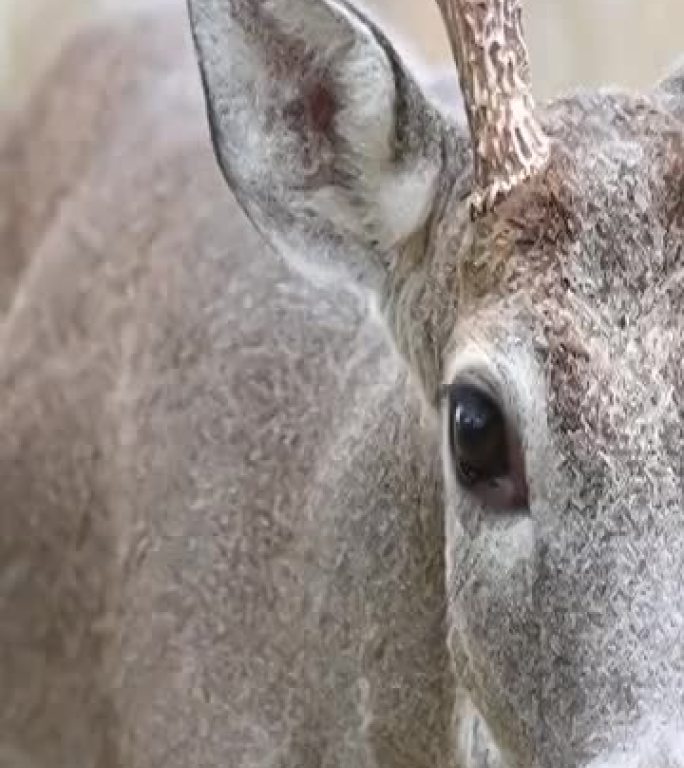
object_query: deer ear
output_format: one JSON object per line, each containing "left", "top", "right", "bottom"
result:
{"left": 187, "top": 0, "right": 452, "bottom": 292}
{"left": 655, "top": 56, "right": 684, "bottom": 121}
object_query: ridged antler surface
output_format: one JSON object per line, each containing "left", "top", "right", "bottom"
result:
{"left": 437, "top": 0, "right": 550, "bottom": 213}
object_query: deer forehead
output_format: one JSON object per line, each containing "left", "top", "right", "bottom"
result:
{"left": 431, "top": 93, "right": 682, "bottom": 455}
{"left": 452, "top": 93, "right": 682, "bottom": 298}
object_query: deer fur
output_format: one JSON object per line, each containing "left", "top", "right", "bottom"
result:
{"left": 0, "top": 1, "right": 682, "bottom": 767}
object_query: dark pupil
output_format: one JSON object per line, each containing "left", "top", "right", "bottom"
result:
{"left": 449, "top": 384, "right": 507, "bottom": 482}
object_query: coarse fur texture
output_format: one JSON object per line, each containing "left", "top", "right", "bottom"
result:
{"left": 0, "top": 1, "right": 682, "bottom": 768}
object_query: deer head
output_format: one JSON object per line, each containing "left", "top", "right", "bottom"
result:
{"left": 187, "top": 0, "right": 683, "bottom": 765}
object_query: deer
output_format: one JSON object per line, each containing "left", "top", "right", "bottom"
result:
{"left": 0, "top": 0, "right": 682, "bottom": 765}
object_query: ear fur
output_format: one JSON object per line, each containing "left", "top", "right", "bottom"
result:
{"left": 187, "top": 0, "right": 457, "bottom": 292}
{"left": 655, "top": 56, "right": 684, "bottom": 121}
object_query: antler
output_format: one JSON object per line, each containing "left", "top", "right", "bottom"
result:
{"left": 436, "top": 0, "right": 550, "bottom": 214}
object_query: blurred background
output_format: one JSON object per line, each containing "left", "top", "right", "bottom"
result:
{"left": 0, "top": 0, "right": 682, "bottom": 105}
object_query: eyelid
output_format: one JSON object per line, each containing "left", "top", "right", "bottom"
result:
{"left": 442, "top": 371, "right": 502, "bottom": 408}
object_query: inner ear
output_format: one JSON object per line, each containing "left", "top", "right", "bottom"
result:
{"left": 305, "top": 81, "right": 337, "bottom": 135}
{"left": 253, "top": 7, "right": 339, "bottom": 140}
{"left": 280, "top": 74, "right": 339, "bottom": 143}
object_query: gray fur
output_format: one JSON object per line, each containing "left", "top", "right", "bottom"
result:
{"left": 0, "top": 2, "right": 682, "bottom": 768}
{"left": 657, "top": 57, "right": 684, "bottom": 120}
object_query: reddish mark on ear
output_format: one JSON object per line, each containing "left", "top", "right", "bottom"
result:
{"left": 281, "top": 77, "right": 337, "bottom": 140}
{"left": 307, "top": 81, "right": 336, "bottom": 135}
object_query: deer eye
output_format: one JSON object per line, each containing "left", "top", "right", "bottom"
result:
{"left": 446, "top": 380, "right": 529, "bottom": 511}
{"left": 448, "top": 383, "right": 509, "bottom": 487}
